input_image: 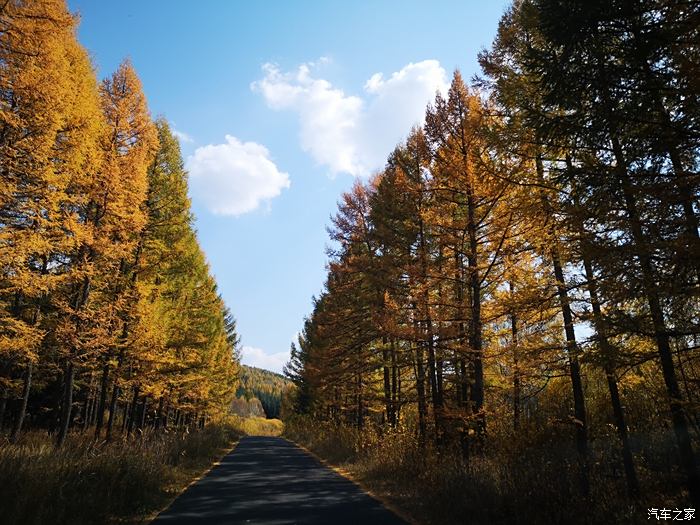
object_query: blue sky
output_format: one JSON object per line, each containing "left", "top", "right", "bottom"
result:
{"left": 68, "top": 0, "right": 511, "bottom": 373}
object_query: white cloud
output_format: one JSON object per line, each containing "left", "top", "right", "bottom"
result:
{"left": 186, "top": 135, "right": 290, "bottom": 216}
{"left": 252, "top": 59, "right": 448, "bottom": 177}
{"left": 253, "top": 62, "right": 364, "bottom": 175}
{"left": 241, "top": 345, "right": 290, "bottom": 374}
{"left": 172, "top": 129, "right": 194, "bottom": 143}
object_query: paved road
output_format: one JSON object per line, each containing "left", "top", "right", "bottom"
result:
{"left": 153, "top": 436, "right": 407, "bottom": 525}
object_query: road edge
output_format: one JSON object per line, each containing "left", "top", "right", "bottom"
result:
{"left": 284, "top": 438, "right": 419, "bottom": 525}
{"left": 145, "top": 439, "right": 241, "bottom": 524}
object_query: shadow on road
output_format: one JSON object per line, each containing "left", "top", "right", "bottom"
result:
{"left": 152, "top": 436, "right": 407, "bottom": 524}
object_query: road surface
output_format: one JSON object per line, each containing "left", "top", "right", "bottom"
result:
{"left": 153, "top": 436, "right": 408, "bottom": 524}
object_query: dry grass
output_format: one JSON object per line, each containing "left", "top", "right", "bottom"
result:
{"left": 0, "top": 421, "right": 241, "bottom": 525}
{"left": 285, "top": 416, "right": 690, "bottom": 525}
{"left": 229, "top": 415, "right": 284, "bottom": 436}
{"left": 0, "top": 415, "right": 285, "bottom": 525}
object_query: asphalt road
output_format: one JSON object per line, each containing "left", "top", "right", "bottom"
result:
{"left": 152, "top": 436, "right": 408, "bottom": 525}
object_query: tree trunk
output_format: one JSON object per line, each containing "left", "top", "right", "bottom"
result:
{"left": 155, "top": 397, "right": 165, "bottom": 430}
{"left": 356, "top": 371, "right": 364, "bottom": 430}
{"left": 121, "top": 400, "right": 130, "bottom": 433}
{"left": 419, "top": 217, "right": 441, "bottom": 438}
{"left": 415, "top": 342, "right": 427, "bottom": 447}
{"left": 10, "top": 362, "right": 32, "bottom": 442}
{"left": 0, "top": 387, "right": 7, "bottom": 431}
{"left": 397, "top": 368, "right": 403, "bottom": 423}
{"left": 552, "top": 245, "right": 590, "bottom": 495}
{"left": 576, "top": 203, "right": 640, "bottom": 497}
{"left": 426, "top": 309, "right": 441, "bottom": 441}
{"left": 467, "top": 185, "right": 485, "bottom": 443}
{"left": 138, "top": 396, "right": 148, "bottom": 432}
{"left": 435, "top": 245, "right": 445, "bottom": 437}
{"left": 127, "top": 386, "right": 139, "bottom": 436}
{"left": 382, "top": 339, "right": 393, "bottom": 428}
{"left": 105, "top": 343, "right": 127, "bottom": 441}
{"left": 453, "top": 249, "right": 471, "bottom": 457}
{"left": 56, "top": 362, "right": 75, "bottom": 448}
{"left": 94, "top": 364, "right": 110, "bottom": 439}
{"left": 390, "top": 341, "right": 398, "bottom": 427}
{"left": 10, "top": 300, "right": 40, "bottom": 442}
{"left": 82, "top": 390, "right": 91, "bottom": 431}
{"left": 667, "top": 143, "right": 700, "bottom": 244}
{"left": 510, "top": 290, "right": 520, "bottom": 432}
{"left": 537, "top": 154, "right": 589, "bottom": 495}
{"left": 105, "top": 382, "right": 120, "bottom": 441}
{"left": 458, "top": 358, "right": 470, "bottom": 460}
{"left": 612, "top": 137, "right": 699, "bottom": 506}
{"left": 675, "top": 346, "right": 700, "bottom": 438}
{"left": 583, "top": 262, "right": 639, "bottom": 496}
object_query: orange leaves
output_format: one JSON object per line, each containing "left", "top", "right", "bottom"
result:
{"left": 0, "top": 1, "right": 238, "bottom": 434}
{"left": 91, "top": 60, "right": 158, "bottom": 262}
{"left": 0, "top": 0, "right": 103, "bottom": 367}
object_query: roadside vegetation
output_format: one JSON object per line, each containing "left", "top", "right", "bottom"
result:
{"left": 286, "top": 416, "right": 684, "bottom": 524}
{"left": 0, "top": 415, "right": 284, "bottom": 525}
{"left": 0, "top": 422, "right": 235, "bottom": 525}
{"left": 232, "top": 415, "right": 284, "bottom": 437}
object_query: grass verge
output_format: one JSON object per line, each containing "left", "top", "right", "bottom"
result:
{"left": 0, "top": 415, "right": 284, "bottom": 525}
{"left": 284, "top": 416, "right": 689, "bottom": 525}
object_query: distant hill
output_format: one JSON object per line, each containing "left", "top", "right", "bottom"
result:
{"left": 236, "top": 365, "right": 291, "bottom": 419}
{"left": 230, "top": 396, "right": 266, "bottom": 418}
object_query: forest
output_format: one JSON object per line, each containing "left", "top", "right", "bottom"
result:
{"left": 0, "top": 2, "right": 247, "bottom": 522}
{"left": 284, "top": 0, "right": 700, "bottom": 522}
{"left": 236, "top": 364, "right": 291, "bottom": 419}
{"left": 0, "top": 0, "right": 240, "bottom": 445}
{"left": 2, "top": 0, "right": 699, "bottom": 523}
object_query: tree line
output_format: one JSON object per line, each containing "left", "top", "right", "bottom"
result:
{"left": 0, "top": 0, "right": 240, "bottom": 446}
{"left": 285, "top": 0, "right": 700, "bottom": 507}
{"left": 237, "top": 365, "right": 290, "bottom": 419}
